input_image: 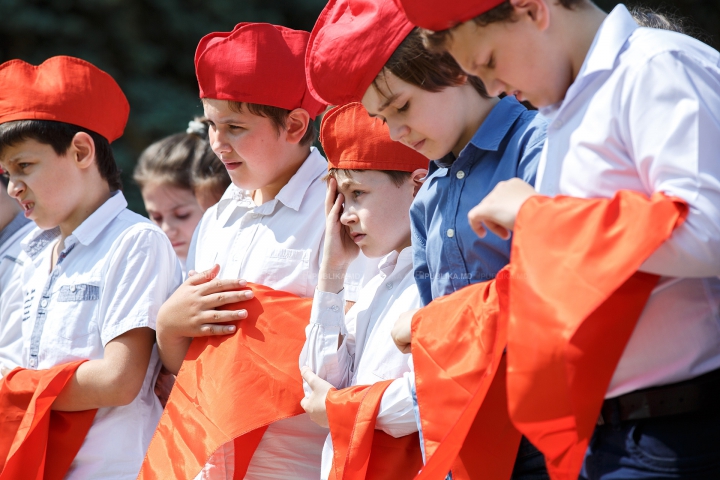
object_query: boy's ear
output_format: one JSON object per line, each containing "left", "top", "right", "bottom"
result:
{"left": 410, "top": 168, "right": 428, "bottom": 197}
{"left": 70, "top": 132, "right": 97, "bottom": 171}
{"left": 284, "top": 108, "right": 311, "bottom": 145}
{"left": 510, "top": 0, "right": 551, "bottom": 31}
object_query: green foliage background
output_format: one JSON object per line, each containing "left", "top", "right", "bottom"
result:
{"left": 1, "top": 0, "right": 717, "bottom": 214}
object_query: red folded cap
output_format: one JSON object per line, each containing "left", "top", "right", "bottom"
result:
{"left": 321, "top": 103, "right": 428, "bottom": 172}
{"left": 195, "top": 23, "right": 327, "bottom": 120}
{"left": 394, "top": 0, "right": 506, "bottom": 31}
{"left": 0, "top": 56, "right": 129, "bottom": 143}
{"left": 306, "top": 0, "right": 415, "bottom": 106}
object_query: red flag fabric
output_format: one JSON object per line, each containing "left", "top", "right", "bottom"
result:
{"left": 326, "top": 380, "right": 423, "bottom": 480}
{"left": 138, "top": 284, "right": 313, "bottom": 480}
{"left": 410, "top": 271, "right": 521, "bottom": 480}
{"left": 0, "top": 360, "right": 97, "bottom": 480}
{"left": 507, "top": 191, "right": 688, "bottom": 480}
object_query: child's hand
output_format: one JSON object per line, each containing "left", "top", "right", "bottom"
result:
{"left": 319, "top": 177, "right": 360, "bottom": 294}
{"left": 467, "top": 178, "right": 538, "bottom": 240}
{"left": 156, "top": 265, "right": 254, "bottom": 374}
{"left": 300, "top": 366, "right": 333, "bottom": 428}
{"left": 391, "top": 308, "right": 419, "bottom": 354}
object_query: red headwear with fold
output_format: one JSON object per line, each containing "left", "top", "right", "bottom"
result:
{"left": 321, "top": 103, "right": 428, "bottom": 172}
{"left": 306, "top": 0, "right": 415, "bottom": 106}
{"left": 0, "top": 56, "right": 129, "bottom": 143}
{"left": 195, "top": 23, "right": 327, "bottom": 119}
{"left": 394, "top": 0, "right": 506, "bottom": 32}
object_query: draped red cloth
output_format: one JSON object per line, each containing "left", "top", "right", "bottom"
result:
{"left": 411, "top": 271, "right": 522, "bottom": 480}
{"left": 326, "top": 380, "right": 423, "bottom": 480}
{"left": 506, "top": 191, "right": 688, "bottom": 480}
{"left": 138, "top": 284, "right": 312, "bottom": 479}
{"left": 0, "top": 360, "right": 97, "bottom": 480}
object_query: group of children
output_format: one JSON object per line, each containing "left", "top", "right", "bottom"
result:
{"left": 0, "top": 0, "right": 719, "bottom": 479}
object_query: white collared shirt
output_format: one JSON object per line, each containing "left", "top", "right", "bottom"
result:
{"left": 17, "top": 191, "right": 182, "bottom": 480}
{"left": 300, "top": 247, "right": 420, "bottom": 480}
{"left": 0, "top": 212, "right": 34, "bottom": 372}
{"left": 536, "top": 4, "right": 720, "bottom": 397}
{"left": 188, "top": 148, "right": 370, "bottom": 480}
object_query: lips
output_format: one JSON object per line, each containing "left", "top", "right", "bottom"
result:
{"left": 222, "top": 160, "right": 242, "bottom": 171}
{"left": 20, "top": 200, "right": 34, "bottom": 218}
{"left": 350, "top": 232, "right": 366, "bottom": 244}
{"left": 411, "top": 139, "right": 426, "bottom": 151}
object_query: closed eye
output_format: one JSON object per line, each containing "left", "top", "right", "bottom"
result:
{"left": 397, "top": 102, "right": 409, "bottom": 113}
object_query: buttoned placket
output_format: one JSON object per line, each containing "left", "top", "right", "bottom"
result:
{"left": 442, "top": 155, "right": 473, "bottom": 292}
{"left": 28, "top": 239, "right": 77, "bottom": 369}
{"left": 224, "top": 200, "right": 274, "bottom": 280}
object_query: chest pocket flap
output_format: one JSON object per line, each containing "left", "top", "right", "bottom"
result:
{"left": 57, "top": 284, "right": 100, "bottom": 302}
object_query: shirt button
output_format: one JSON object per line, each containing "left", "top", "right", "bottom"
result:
{"left": 456, "top": 171, "right": 465, "bottom": 180}
{"left": 330, "top": 305, "right": 340, "bottom": 312}
{"left": 386, "top": 282, "right": 394, "bottom": 290}
{"left": 70, "top": 285, "right": 76, "bottom": 293}
{"left": 29, "top": 358, "right": 37, "bottom": 368}
{"left": 40, "top": 299, "right": 48, "bottom": 308}
{"left": 447, "top": 229, "right": 455, "bottom": 238}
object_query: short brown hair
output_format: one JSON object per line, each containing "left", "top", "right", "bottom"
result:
{"left": 226, "top": 101, "right": 318, "bottom": 147}
{"left": 422, "top": 0, "right": 586, "bottom": 52}
{"left": 375, "top": 28, "right": 489, "bottom": 99}
{"left": 326, "top": 168, "right": 412, "bottom": 188}
{"left": 0, "top": 120, "right": 122, "bottom": 191}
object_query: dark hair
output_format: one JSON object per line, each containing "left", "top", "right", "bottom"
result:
{"left": 0, "top": 174, "right": 7, "bottom": 188}
{"left": 134, "top": 117, "right": 220, "bottom": 192}
{"left": 0, "top": 120, "right": 121, "bottom": 191}
{"left": 326, "top": 168, "right": 412, "bottom": 188}
{"left": 225, "top": 101, "right": 318, "bottom": 147}
{"left": 422, "top": 0, "right": 585, "bottom": 51}
{"left": 376, "top": 28, "right": 489, "bottom": 99}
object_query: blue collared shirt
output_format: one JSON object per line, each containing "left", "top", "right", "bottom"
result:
{"left": 410, "top": 96, "right": 547, "bottom": 305}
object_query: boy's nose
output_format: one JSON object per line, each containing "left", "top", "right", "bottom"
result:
{"left": 340, "top": 209, "right": 357, "bottom": 225}
{"left": 8, "top": 179, "right": 24, "bottom": 199}
{"left": 387, "top": 123, "right": 409, "bottom": 143}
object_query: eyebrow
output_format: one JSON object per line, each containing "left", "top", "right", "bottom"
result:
{"left": 373, "top": 93, "right": 401, "bottom": 114}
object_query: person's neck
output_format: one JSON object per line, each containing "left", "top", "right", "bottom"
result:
{"left": 452, "top": 94, "right": 500, "bottom": 157}
{"left": 252, "top": 147, "right": 311, "bottom": 206}
{"left": 0, "top": 195, "right": 22, "bottom": 233}
{"left": 57, "top": 186, "right": 113, "bottom": 246}
{"left": 563, "top": 3, "right": 608, "bottom": 82}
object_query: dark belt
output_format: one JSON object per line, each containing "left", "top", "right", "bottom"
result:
{"left": 598, "top": 367, "right": 720, "bottom": 426}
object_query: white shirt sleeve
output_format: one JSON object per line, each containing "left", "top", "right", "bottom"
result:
{"left": 98, "top": 227, "right": 182, "bottom": 345}
{"left": 375, "top": 357, "right": 418, "bottom": 438}
{"left": 0, "top": 259, "right": 24, "bottom": 371}
{"left": 299, "top": 288, "right": 355, "bottom": 396}
{"left": 624, "top": 51, "right": 720, "bottom": 277}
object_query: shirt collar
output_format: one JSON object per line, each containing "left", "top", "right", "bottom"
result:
{"left": 215, "top": 147, "right": 326, "bottom": 218}
{"left": 71, "top": 190, "right": 128, "bottom": 246}
{"left": 540, "top": 4, "right": 638, "bottom": 117}
{"left": 434, "top": 96, "right": 526, "bottom": 168}
{"left": 377, "top": 246, "right": 414, "bottom": 277}
{"left": 0, "top": 212, "right": 30, "bottom": 250}
{"left": 21, "top": 191, "right": 127, "bottom": 258}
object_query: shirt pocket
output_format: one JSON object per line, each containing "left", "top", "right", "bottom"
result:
{"left": 51, "top": 282, "right": 100, "bottom": 342}
{"left": 259, "top": 248, "right": 311, "bottom": 296}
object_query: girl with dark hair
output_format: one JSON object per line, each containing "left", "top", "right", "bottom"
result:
{"left": 134, "top": 118, "right": 224, "bottom": 268}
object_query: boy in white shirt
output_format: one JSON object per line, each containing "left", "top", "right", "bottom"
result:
{"left": 0, "top": 56, "right": 181, "bottom": 479}
{"left": 399, "top": 0, "right": 720, "bottom": 478}
{"left": 0, "top": 172, "right": 34, "bottom": 373}
{"left": 299, "top": 103, "right": 428, "bottom": 479}
{"left": 155, "top": 24, "right": 367, "bottom": 479}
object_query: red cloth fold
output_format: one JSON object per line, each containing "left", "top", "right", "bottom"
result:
{"left": 411, "top": 271, "right": 521, "bottom": 480}
{"left": 138, "top": 284, "right": 312, "bottom": 479}
{"left": 326, "top": 380, "right": 423, "bottom": 480}
{"left": 0, "top": 360, "right": 97, "bottom": 480}
{"left": 507, "top": 191, "right": 688, "bottom": 480}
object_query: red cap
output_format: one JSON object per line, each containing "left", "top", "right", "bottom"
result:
{"left": 321, "top": 103, "right": 428, "bottom": 172}
{"left": 0, "top": 56, "right": 129, "bottom": 143}
{"left": 306, "top": 0, "right": 415, "bottom": 106}
{"left": 195, "top": 23, "right": 327, "bottom": 120}
{"left": 394, "top": 0, "right": 506, "bottom": 31}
